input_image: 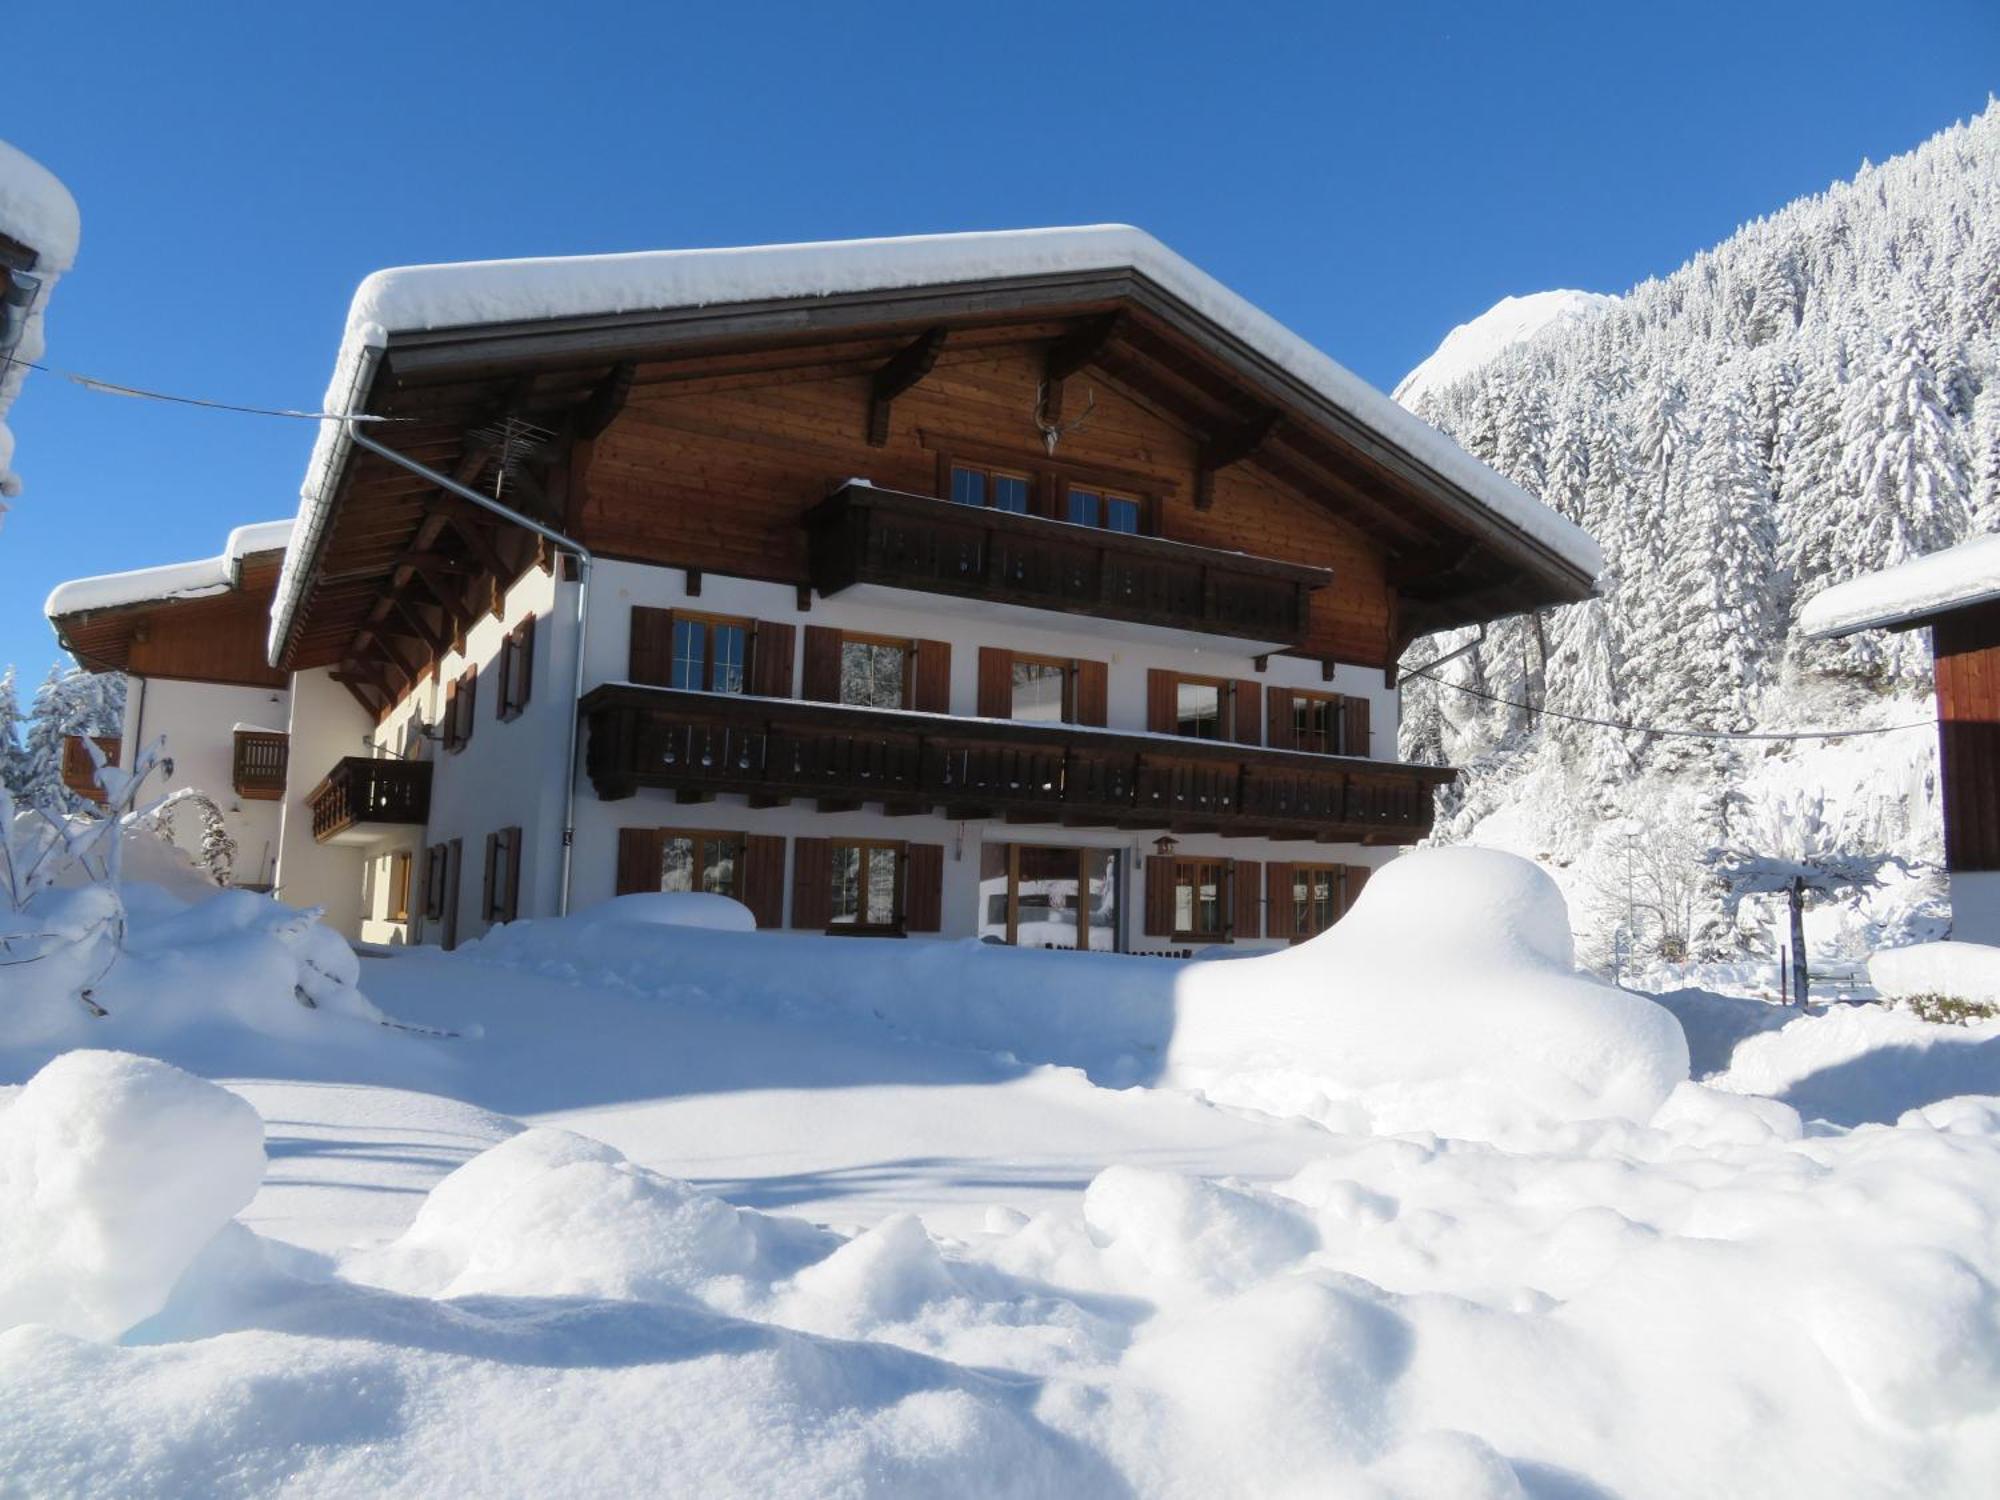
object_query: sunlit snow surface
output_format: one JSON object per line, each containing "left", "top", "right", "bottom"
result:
{"left": 3, "top": 848, "right": 1998, "bottom": 1498}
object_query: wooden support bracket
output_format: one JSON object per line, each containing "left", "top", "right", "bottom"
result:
{"left": 867, "top": 326, "right": 948, "bottom": 447}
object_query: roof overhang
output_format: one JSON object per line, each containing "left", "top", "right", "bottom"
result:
{"left": 1800, "top": 534, "right": 2000, "bottom": 639}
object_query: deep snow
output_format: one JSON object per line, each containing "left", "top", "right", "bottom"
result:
{"left": 3, "top": 848, "right": 1998, "bottom": 1497}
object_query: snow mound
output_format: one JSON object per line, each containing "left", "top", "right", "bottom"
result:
{"left": 1167, "top": 847, "right": 1691, "bottom": 1140}
{"left": 574, "top": 890, "right": 758, "bottom": 933}
{"left": 1710, "top": 1002, "right": 2000, "bottom": 1125}
{"left": 1871, "top": 940, "right": 2000, "bottom": 1004}
{"left": 1395, "top": 289, "right": 1618, "bottom": 408}
{"left": 0, "top": 1051, "right": 263, "bottom": 1340}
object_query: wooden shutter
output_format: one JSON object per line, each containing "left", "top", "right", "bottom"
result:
{"left": 802, "top": 626, "right": 843, "bottom": 702}
{"left": 424, "top": 843, "right": 448, "bottom": 920}
{"left": 442, "top": 839, "right": 462, "bottom": 951}
{"left": 630, "top": 606, "right": 676, "bottom": 686}
{"left": 749, "top": 621, "right": 796, "bottom": 698}
{"left": 1266, "top": 862, "right": 1296, "bottom": 940}
{"left": 741, "top": 834, "right": 785, "bottom": 928}
{"left": 1232, "top": 679, "right": 1263, "bottom": 746}
{"left": 515, "top": 616, "right": 536, "bottom": 712}
{"left": 616, "top": 828, "right": 660, "bottom": 896}
{"left": 457, "top": 666, "right": 478, "bottom": 749}
{"left": 1144, "top": 855, "right": 1175, "bottom": 937}
{"left": 791, "top": 836, "right": 832, "bottom": 928}
{"left": 1146, "top": 669, "right": 1178, "bottom": 734}
{"left": 1265, "top": 687, "right": 1297, "bottom": 750}
{"left": 1342, "top": 863, "right": 1372, "bottom": 914}
{"left": 911, "top": 639, "right": 952, "bottom": 713}
{"left": 1341, "top": 695, "right": 1371, "bottom": 758}
{"left": 501, "top": 828, "right": 521, "bottom": 922}
{"left": 905, "top": 843, "right": 944, "bottom": 932}
{"left": 1232, "top": 858, "right": 1261, "bottom": 939}
{"left": 977, "top": 647, "right": 1013, "bottom": 718}
{"left": 441, "top": 677, "right": 458, "bottom": 748}
{"left": 1075, "top": 659, "right": 1108, "bottom": 726}
{"left": 482, "top": 831, "right": 499, "bottom": 920}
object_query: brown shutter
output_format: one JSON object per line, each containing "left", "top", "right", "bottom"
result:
{"left": 441, "top": 677, "right": 458, "bottom": 747}
{"left": 905, "top": 843, "right": 944, "bottom": 932}
{"left": 616, "top": 828, "right": 660, "bottom": 896}
{"left": 482, "top": 831, "right": 499, "bottom": 921}
{"left": 1144, "top": 855, "right": 1175, "bottom": 937}
{"left": 1232, "top": 679, "right": 1263, "bottom": 746}
{"left": 791, "top": 836, "right": 832, "bottom": 928}
{"left": 977, "top": 647, "right": 1014, "bottom": 718}
{"left": 1232, "top": 858, "right": 1261, "bottom": 939}
{"left": 1266, "top": 862, "right": 1295, "bottom": 940}
{"left": 1075, "top": 659, "right": 1108, "bottom": 726}
{"left": 1341, "top": 695, "right": 1372, "bottom": 758}
{"left": 630, "top": 606, "right": 676, "bottom": 686}
{"left": 741, "top": 834, "right": 785, "bottom": 928}
{"left": 1342, "top": 863, "right": 1372, "bottom": 915}
{"left": 1146, "top": 669, "right": 1178, "bottom": 734}
{"left": 802, "top": 627, "right": 843, "bottom": 702}
{"left": 749, "top": 621, "right": 796, "bottom": 698}
{"left": 1265, "top": 687, "right": 1297, "bottom": 750}
{"left": 911, "top": 639, "right": 952, "bottom": 713}
{"left": 515, "top": 616, "right": 536, "bottom": 713}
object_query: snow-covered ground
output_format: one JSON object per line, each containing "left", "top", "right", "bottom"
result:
{"left": 4, "top": 849, "right": 1998, "bottom": 1497}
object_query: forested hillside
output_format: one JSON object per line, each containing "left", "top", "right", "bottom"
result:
{"left": 1399, "top": 102, "right": 2000, "bottom": 973}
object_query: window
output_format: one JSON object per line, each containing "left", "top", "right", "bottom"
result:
{"left": 1291, "top": 692, "right": 1341, "bottom": 755}
{"left": 829, "top": 840, "right": 903, "bottom": 929}
{"left": 1175, "top": 678, "right": 1227, "bottom": 740}
{"left": 658, "top": 830, "right": 743, "bottom": 897}
{"left": 671, "top": 612, "right": 750, "bottom": 694}
{"left": 839, "top": 636, "right": 909, "bottom": 709}
{"left": 423, "top": 842, "right": 451, "bottom": 921}
{"left": 1289, "top": 864, "right": 1340, "bottom": 939}
{"left": 1064, "top": 486, "right": 1142, "bottom": 534}
{"left": 497, "top": 616, "right": 536, "bottom": 720}
{"left": 442, "top": 665, "right": 477, "bottom": 753}
{"left": 949, "top": 463, "right": 1033, "bottom": 514}
{"left": 389, "top": 850, "right": 413, "bottom": 924}
{"left": 482, "top": 826, "right": 522, "bottom": 925}
{"left": 1010, "top": 655, "right": 1071, "bottom": 723}
{"left": 1172, "top": 858, "right": 1228, "bottom": 940}
{"left": 978, "top": 844, "right": 1121, "bottom": 950}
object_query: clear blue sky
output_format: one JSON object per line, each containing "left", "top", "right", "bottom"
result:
{"left": 3, "top": 0, "right": 1995, "bottom": 684}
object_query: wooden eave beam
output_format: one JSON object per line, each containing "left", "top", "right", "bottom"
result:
{"left": 867, "top": 326, "right": 948, "bottom": 447}
{"left": 574, "top": 361, "right": 636, "bottom": 440}
{"left": 1194, "top": 409, "right": 1281, "bottom": 510}
{"left": 1041, "top": 311, "right": 1128, "bottom": 424}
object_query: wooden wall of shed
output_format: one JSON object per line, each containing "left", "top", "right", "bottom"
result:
{"left": 1933, "top": 606, "right": 2000, "bottom": 872}
{"left": 580, "top": 346, "right": 1397, "bottom": 667}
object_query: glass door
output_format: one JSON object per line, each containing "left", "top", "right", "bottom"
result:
{"left": 978, "top": 844, "right": 1122, "bottom": 950}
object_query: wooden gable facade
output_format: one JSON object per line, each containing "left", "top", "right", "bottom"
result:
{"left": 49, "top": 550, "right": 290, "bottom": 691}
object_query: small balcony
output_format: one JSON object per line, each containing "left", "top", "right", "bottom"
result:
{"left": 60, "top": 734, "right": 120, "bottom": 804}
{"left": 232, "top": 730, "right": 289, "bottom": 801}
{"left": 804, "top": 482, "right": 1330, "bottom": 650}
{"left": 308, "top": 756, "right": 432, "bottom": 845}
{"left": 582, "top": 685, "right": 1451, "bottom": 845}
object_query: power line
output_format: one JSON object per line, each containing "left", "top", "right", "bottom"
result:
{"left": 0, "top": 352, "right": 415, "bottom": 423}
{"left": 1401, "top": 664, "right": 1933, "bottom": 742}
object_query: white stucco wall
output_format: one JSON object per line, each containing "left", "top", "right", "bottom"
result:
{"left": 1950, "top": 871, "right": 2000, "bottom": 946}
{"left": 273, "top": 666, "right": 374, "bottom": 935}
{"left": 120, "top": 676, "right": 290, "bottom": 887}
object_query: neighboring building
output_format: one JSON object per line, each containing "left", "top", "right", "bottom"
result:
{"left": 46, "top": 521, "right": 295, "bottom": 887}
{"left": 259, "top": 226, "right": 1600, "bottom": 952}
{"left": 0, "top": 138, "right": 81, "bottom": 512}
{"left": 1802, "top": 534, "right": 2000, "bottom": 943}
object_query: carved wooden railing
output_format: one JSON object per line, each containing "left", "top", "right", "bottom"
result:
{"left": 582, "top": 685, "right": 1450, "bottom": 844}
{"left": 307, "top": 756, "right": 431, "bottom": 843}
{"left": 232, "top": 730, "right": 289, "bottom": 801}
{"left": 804, "top": 482, "right": 1329, "bottom": 645}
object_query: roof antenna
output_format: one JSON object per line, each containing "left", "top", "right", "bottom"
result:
{"left": 467, "top": 415, "right": 556, "bottom": 501}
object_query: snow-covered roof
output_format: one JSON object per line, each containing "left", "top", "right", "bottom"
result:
{"left": 272, "top": 225, "right": 1605, "bottom": 662}
{"left": 45, "top": 519, "right": 295, "bottom": 620}
{"left": 1799, "top": 534, "right": 2000, "bottom": 638}
{"left": 1393, "top": 290, "right": 1619, "bottom": 409}
{"left": 0, "top": 139, "right": 80, "bottom": 273}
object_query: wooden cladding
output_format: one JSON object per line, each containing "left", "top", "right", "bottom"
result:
{"left": 232, "top": 730, "right": 289, "bottom": 801}
{"left": 60, "top": 734, "right": 120, "bottom": 804}
{"left": 308, "top": 757, "right": 433, "bottom": 843}
{"left": 629, "top": 607, "right": 797, "bottom": 698}
{"left": 582, "top": 683, "right": 1446, "bottom": 843}
{"left": 1932, "top": 607, "right": 2000, "bottom": 872}
{"left": 805, "top": 482, "right": 1326, "bottom": 646}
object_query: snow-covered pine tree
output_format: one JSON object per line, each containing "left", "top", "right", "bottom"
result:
{"left": 0, "top": 667, "right": 27, "bottom": 798}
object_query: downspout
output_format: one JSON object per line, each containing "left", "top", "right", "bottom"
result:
{"left": 344, "top": 426, "right": 594, "bottom": 917}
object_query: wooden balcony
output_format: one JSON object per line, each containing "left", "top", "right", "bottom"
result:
{"left": 307, "top": 756, "right": 431, "bottom": 844}
{"left": 60, "top": 734, "right": 120, "bottom": 804}
{"left": 804, "top": 482, "right": 1330, "bottom": 648}
{"left": 582, "top": 685, "right": 1451, "bottom": 844}
{"left": 232, "top": 730, "right": 289, "bottom": 801}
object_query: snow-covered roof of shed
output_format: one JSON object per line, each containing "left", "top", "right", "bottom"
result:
{"left": 45, "top": 519, "right": 294, "bottom": 620}
{"left": 0, "top": 139, "right": 81, "bottom": 272}
{"left": 1799, "top": 534, "right": 2000, "bottom": 638}
{"left": 272, "top": 226, "right": 1604, "bottom": 661}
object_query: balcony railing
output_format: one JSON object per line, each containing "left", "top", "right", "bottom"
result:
{"left": 307, "top": 756, "right": 432, "bottom": 844}
{"left": 804, "top": 482, "right": 1330, "bottom": 646}
{"left": 582, "top": 685, "right": 1450, "bottom": 844}
{"left": 60, "top": 734, "right": 120, "bottom": 804}
{"left": 232, "top": 730, "right": 289, "bottom": 801}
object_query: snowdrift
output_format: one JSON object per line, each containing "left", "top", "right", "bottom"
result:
{"left": 1871, "top": 939, "right": 2000, "bottom": 1005}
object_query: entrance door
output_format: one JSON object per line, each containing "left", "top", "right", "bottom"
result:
{"left": 978, "top": 844, "right": 1121, "bottom": 950}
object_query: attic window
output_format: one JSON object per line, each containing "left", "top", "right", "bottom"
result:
{"left": 949, "top": 464, "right": 1032, "bottom": 514}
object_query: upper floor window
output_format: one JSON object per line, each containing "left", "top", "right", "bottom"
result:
{"left": 442, "top": 665, "right": 477, "bottom": 753}
{"left": 1010, "top": 655, "right": 1071, "bottom": 722}
{"left": 1291, "top": 691, "right": 1340, "bottom": 755}
{"left": 497, "top": 615, "right": 535, "bottom": 720}
{"left": 1175, "top": 677, "right": 1228, "bottom": 740}
{"left": 672, "top": 612, "right": 749, "bottom": 694}
{"left": 1064, "top": 486, "right": 1142, "bottom": 534}
{"left": 949, "top": 464, "right": 1033, "bottom": 514}
{"left": 840, "top": 635, "right": 909, "bottom": 709}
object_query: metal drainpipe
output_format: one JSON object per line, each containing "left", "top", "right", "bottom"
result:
{"left": 345, "top": 425, "right": 594, "bottom": 917}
